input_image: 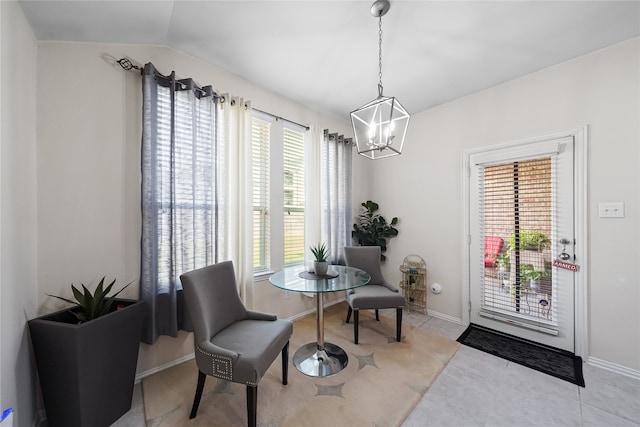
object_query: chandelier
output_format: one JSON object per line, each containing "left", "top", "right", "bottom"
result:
{"left": 350, "top": 0, "right": 410, "bottom": 160}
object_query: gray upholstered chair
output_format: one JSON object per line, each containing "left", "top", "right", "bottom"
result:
{"left": 180, "top": 261, "right": 293, "bottom": 427}
{"left": 344, "top": 246, "right": 405, "bottom": 344}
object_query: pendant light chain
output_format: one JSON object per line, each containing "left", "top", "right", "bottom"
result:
{"left": 378, "top": 14, "right": 384, "bottom": 96}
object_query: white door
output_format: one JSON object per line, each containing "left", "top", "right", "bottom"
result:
{"left": 467, "top": 135, "right": 576, "bottom": 352}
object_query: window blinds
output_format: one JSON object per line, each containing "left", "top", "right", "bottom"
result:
{"left": 480, "top": 157, "right": 556, "bottom": 324}
{"left": 252, "top": 118, "right": 271, "bottom": 272}
{"left": 154, "top": 85, "right": 216, "bottom": 289}
{"left": 283, "top": 127, "right": 305, "bottom": 265}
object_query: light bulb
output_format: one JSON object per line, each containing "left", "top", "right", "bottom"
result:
{"left": 368, "top": 123, "right": 377, "bottom": 139}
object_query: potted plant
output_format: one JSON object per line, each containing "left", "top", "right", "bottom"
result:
{"left": 352, "top": 200, "right": 399, "bottom": 261}
{"left": 310, "top": 242, "right": 329, "bottom": 276}
{"left": 507, "top": 230, "right": 550, "bottom": 285}
{"left": 495, "top": 252, "right": 510, "bottom": 279}
{"left": 519, "top": 264, "right": 551, "bottom": 292}
{"left": 28, "top": 277, "right": 146, "bottom": 427}
{"left": 507, "top": 229, "right": 551, "bottom": 252}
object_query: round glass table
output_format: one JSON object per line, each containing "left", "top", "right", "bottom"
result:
{"left": 269, "top": 264, "right": 370, "bottom": 377}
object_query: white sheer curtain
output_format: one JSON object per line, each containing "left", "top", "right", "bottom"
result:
{"left": 306, "top": 127, "right": 353, "bottom": 266}
{"left": 219, "top": 95, "right": 255, "bottom": 308}
{"left": 305, "top": 126, "right": 323, "bottom": 268}
{"left": 321, "top": 129, "right": 353, "bottom": 265}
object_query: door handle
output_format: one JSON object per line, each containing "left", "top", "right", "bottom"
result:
{"left": 558, "top": 238, "right": 572, "bottom": 261}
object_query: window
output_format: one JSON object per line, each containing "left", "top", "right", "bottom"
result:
{"left": 252, "top": 118, "right": 270, "bottom": 272}
{"left": 140, "top": 63, "right": 222, "bottom": 344}
{"left": 251, "top": 113, "right": 306, "bottom": 273}
{"left": 151, "top": 83, "right": 217, "bottom": 291}
{"left": 482, "top": 158, "right": 553, "bottom": 319}
{"left": 283, "top": 127, "right": 305, "bottom": 265}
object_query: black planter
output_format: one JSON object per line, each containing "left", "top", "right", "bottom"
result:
{"left": 28, "top": 299, "right": 146, "bottom": 427}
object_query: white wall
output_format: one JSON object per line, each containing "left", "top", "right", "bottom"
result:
{"left": 11, "top": 13, "right": 637, "bottom": 426}
{"left": 374, "top": 37, "right": 640, "bottom": 372}
{"left": 0, "top": 1, "right": 38, "bottom": 426}
{"left": 35, "top": 42, "right": 355, "bottom": 376}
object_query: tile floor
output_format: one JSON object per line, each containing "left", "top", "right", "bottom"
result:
{"left": 113, "top": 308, "right": 640, "bottom": 427}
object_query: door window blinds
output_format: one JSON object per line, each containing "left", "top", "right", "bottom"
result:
{"left": 479, "top": 157, "right": 557, "bottom": 324}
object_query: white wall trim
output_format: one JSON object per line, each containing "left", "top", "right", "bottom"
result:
{"left": 461, "top": 151, "right": 472, "bottom": 327}
{"left": 461, "top": 126, "right": 589, "bottom": 360}
{"left": 573, "top": 126, "right": 589, "bottom": 360}
{"left": 135, "top": 352, "right": 195, "bottom": 383}
{"left": 588, "top": 357, "right": 640, "bottom": 381}
{"left": 426, "top": 309, "right": 463, "bottom": 325}
{"left": 285, "top": 298, "right": 344, "bottom": 321}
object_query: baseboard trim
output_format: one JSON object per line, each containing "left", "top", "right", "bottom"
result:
{"left": 286, "top": 305, "right": 319, "bottom": 322}
{"left": 286, "top": 298, "right": 345, "bottom": 322}
{"left": 135, "top": 352, "right": 195, "bottom": 383}
{"left": 587, "top": 356, "right": 640, "bottom": 380}
{"left": 426, "top": 309, "right": 463, "bottom": 325}
{"left": 132, "top": 306, "right": 639, "bottom": 389}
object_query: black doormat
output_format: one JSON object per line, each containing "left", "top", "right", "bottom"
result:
{"left": 457, "top": 324, "right": 585, "bottom": 387}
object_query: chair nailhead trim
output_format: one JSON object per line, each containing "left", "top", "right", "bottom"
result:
{"left": 197, "top": 347, "right": 233, "bottom": 381}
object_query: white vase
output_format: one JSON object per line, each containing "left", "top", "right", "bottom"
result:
{"left": 314, "top": 261, "right": 328, "bottom": 276}
{"left": 530, "top": 279, "right": 539, "bottom": 292}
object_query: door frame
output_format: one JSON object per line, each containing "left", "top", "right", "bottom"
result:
{"left": 461, "top": 126, "right": 588, "bottom": 359}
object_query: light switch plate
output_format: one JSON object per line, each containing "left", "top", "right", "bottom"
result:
{"left": 598, "top": 202, "right": 624, "bottom": 218}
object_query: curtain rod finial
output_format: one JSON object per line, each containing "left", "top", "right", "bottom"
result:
{"left": 117, "top": 58, "right": 142, "bottom": 73}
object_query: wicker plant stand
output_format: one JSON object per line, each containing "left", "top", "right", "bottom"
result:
{"left": 399, "top": 255, "right": 427, "bottom": 314}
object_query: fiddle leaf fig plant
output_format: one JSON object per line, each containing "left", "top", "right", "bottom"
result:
{"left": 352, "top": 200, "right": 399, "bottom": 261}
{"left": 46, "top": 277, "right": 132, "bottom": 323}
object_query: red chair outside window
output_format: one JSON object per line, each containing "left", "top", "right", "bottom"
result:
{"left": 484, "top": 236, "right": 504, "bottom": 268}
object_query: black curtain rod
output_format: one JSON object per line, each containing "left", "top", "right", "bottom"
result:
{"left": 117, "top": 57, "right": 310, "bottom": 131}
{"left": 251, "top": 107, "right": 310, "bottom": 131}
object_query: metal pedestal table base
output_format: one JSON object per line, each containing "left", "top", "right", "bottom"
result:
{"left": 293, "top": 290, "right": 348, "bottom": 377}
{"left": 293, "top": 342, "right": 348, "bottom": 377}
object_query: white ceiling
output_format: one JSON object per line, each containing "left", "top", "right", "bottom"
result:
{"left": 18, "top": 0, "right": 640, "bottom": 123}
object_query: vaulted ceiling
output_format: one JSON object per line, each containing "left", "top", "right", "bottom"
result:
{"left": 18, "top": 1, "right": 640, "bottom": 123}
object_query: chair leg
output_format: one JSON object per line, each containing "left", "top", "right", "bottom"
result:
{"left": 354, "top": 309, "right": 359, "bottom": 344}
{"left": 189, "top": 370, "right": 207, "bottom": 419}
{"left": 346, "top": 306, "right": 352, "bottom": 323}
{"left": 282, "top": 341, "right": 289, "bottom": 385}
{"left": 246, "top": 384, "right": 257, "bottom": 427}
{"left": 375, "top": 309, "right": 380, "bottom": 321}
{"left": 396, "top": 308, "right": 403, "bottom": 342}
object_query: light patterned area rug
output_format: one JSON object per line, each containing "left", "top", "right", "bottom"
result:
{"left": 143, "top": 301, "right": 460, "bottom": 427}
